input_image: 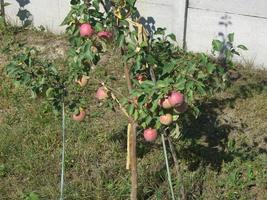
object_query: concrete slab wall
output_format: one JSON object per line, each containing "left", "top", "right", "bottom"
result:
{"left": 187, "top": 7, "right": 267, "bottom": 67}
{"left": 4, "top": 0, "right": 70, "bottom": 33}
{"left": 3, "top": 0, "right": 267, "bottom": 68}
{"left": 135, "top": 0, "right": 187, "bottom": 46}
{"left": 187, "top": 0, "right": 267, "bottom": 67}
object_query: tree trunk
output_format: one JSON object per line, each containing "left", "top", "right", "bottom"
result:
{"left": 123, "top": 60, "right": 138, "bottom": 200}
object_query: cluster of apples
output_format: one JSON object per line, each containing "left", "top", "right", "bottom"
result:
{"left": 72, "top": 75, "right": 109, "bottom": 122}
{"left": 71, "top": 23, "right": 113, "bottom": 122}
{"left": 143, "top": 91, "right": 188, "bottom": 142}
{"left": 74, "top": 28, "right": 187, "bottom": 143}
{"left": 79, "top": 23, "right": 112, "bottom": 39}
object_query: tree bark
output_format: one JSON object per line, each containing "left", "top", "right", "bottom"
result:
{"left": 123, "top": 61, "right": 138, "bottom": 200}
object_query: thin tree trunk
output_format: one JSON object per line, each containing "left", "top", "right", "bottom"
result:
{"left": 124, "top": 61, "right": 138, "bottom": 200}
{"left": 124, "top": 63, "right": 132, "bottom": 92}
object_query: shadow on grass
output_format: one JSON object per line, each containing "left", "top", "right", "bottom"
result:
{"left": 181, "top": 78, "right": 267, "bottom": 170}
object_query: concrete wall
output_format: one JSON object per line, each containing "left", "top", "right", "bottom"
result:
{"left": 187, "top": 0, "right": 267, "bottom": 68}
{"left": 3, "top": 0, "right": 267, "bottom": 68}
{"left": 4, "top": 0, "right": 70, "bottom": 33}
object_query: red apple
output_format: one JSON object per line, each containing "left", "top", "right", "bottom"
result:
{"left": 136, "top": 74, "right": 145, "bottom": 84}
{"left": 97, "top": 31, "right": 112, "bottom": 39}
{"left": 168, "top": 91, "right": 184, "bottom": 107}
{"left": 72, "top": 109, "right": 86, "bottom": 122}
{"left": 75, "top": 75, "right": 88, "bottom": 87}
{"left": 95, "top": 86, "right": 108, "bottom": 100}
{"left": 159, "top": 98, "right": 172, "bottom": 109}
{"left": 79, "top": 23, "right": 94, "bottom": 37}
{"left": 144, "top": 128, "right": 158, "bottom": 142}
{"left": 174, "top": 102, "right": 188, "bottom": 113}
{"left": 160, "top": 113, "right": 173, "bottom": 125}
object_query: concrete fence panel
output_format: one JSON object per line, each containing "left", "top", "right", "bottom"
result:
{"left": 3, "top": 0, "right": 267, "bottom": 68}
{"left": 187, "top": 0, "right": 267, "bottom": 67}
{"left": 5, "top": 0, "right": 70, "bottom": 33}
{"left": 135, "top": 0, "right": 187, "bottom": 46}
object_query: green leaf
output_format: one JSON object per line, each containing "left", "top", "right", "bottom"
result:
{"left": 150, "top": 100, "right": 158, "bottom": 112}
{"left": 118, "top": 34, "right": 125, "bottom": 48}
{"left": 162, "top": 61, "right": 176, "bottom": 74}
{"left": 237, "top": 45, "right": 248, "bottom": 51}
{"left": 123, "top": 50, "right": 136, "bottom": 61}
{"left": 212, "top": 40, "right": 223, "bottom": 51}
{"left": 94, "top": 22, "right": 103, "bottom": 32}
{"left": 61, "top": 10, "right": 74, "bottom": 26}
{"left": 186, "top": 81, "right": 194, "bottom": 90}
{"left": 145, "top": 115, "right": 152, "bottom": 126}
{"left": 207, "top": 64, "right": 216, "bottom": 74}
{"left": 175, "top": 78, "right": 186, "bottom": 90}
{"left": 167, "top": 33, "right": 176, "bottom": 42}
{"left": 197, "top": 84, "right": 206, "bottom": 96}
{"left": 146, "top": 54, "right": 157, "bottom": 65}
{"left": 70, "top": 0, "right": 81, "bottom": 5}
{"left": 140, "top": 80, "right": 155, "bottom": 87}
{"left": 128, "top": 104, "right": 135, "bottom": 116}
{"left": 187, "top": 90, "right": 194, "bottom": 102}
{"left": 228, "top": 33, "right": 234, "bottom": 43}
{"left": 156, "top": 80, "right": 171, "bottom": 88}
{"left": 232, "top": 49, "right": 240, "bottom": 56}
{"left": 92, "top": 0, "right": 100, "bottom": 10}
{"left": 200, "top": 53, "right": 208, "bottom": 65}
{"left": 120, "top": 20, "right": 130, "bottom": 27}
{"left": 154, "top": 28, "right": 166, "bottom": 36}
{"left": 155, "top": 120, "right": 161, "bottom": 129}
{"left": 133, "top": 110, "right": 139, "bottom": 120}
{"left": 127, "top": 0, "right": 136, "bottom": 6}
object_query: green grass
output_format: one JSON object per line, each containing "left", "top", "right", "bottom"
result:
{"left": 0, "top": 27, "right": 267, "bottom": 200}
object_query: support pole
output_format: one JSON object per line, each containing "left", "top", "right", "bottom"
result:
{"left": 161, "top": 133, "right": 175, "bottom": 200}
{"left": 130, "top": 122, "right": 137, "bottom": 200}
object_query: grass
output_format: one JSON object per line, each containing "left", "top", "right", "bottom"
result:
{"left": 0, "top": 26, "right": 267, "bottom": 200}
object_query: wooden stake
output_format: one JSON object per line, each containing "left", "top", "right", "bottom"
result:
{"left": 130, "top": 122, "right": 137, "bottom": 200}
{"left": 126, "top": 123, "right": 131, "bottom": 170}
